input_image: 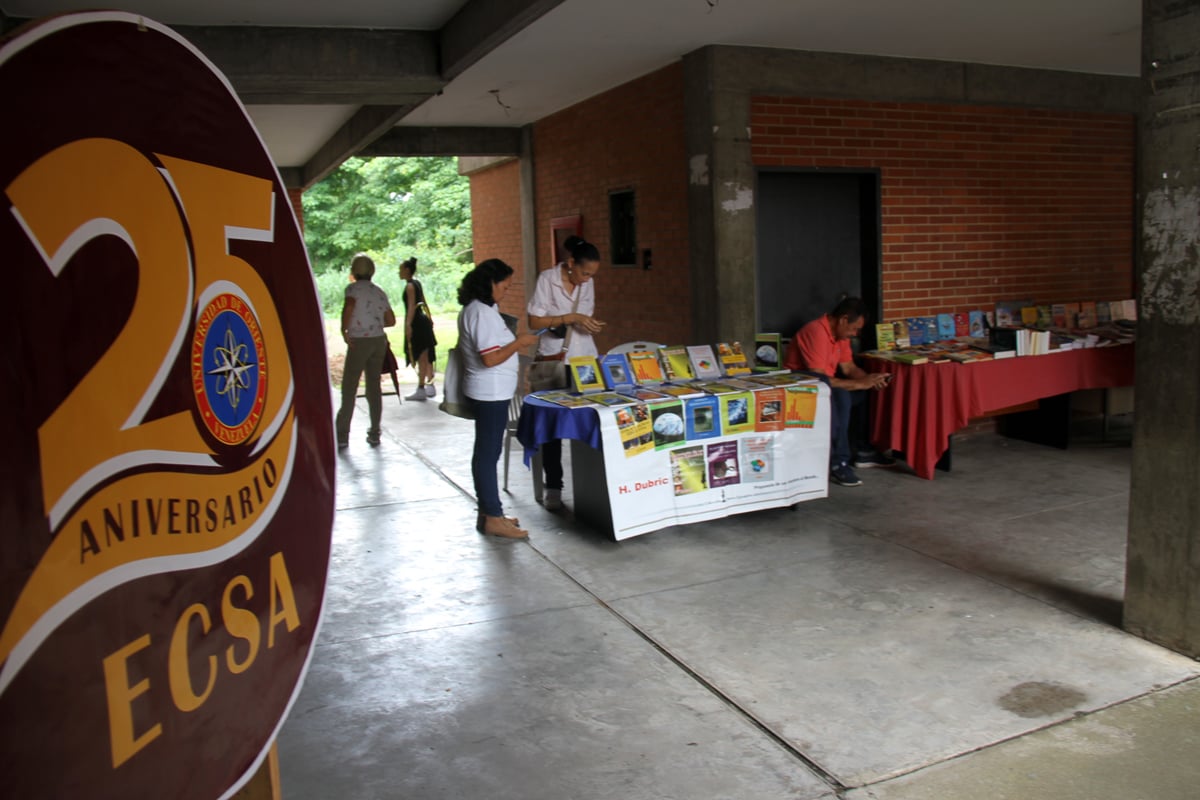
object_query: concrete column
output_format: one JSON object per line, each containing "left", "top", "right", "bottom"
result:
{"left": 683, "top": 47, "right": 758, "bottom": 347}
{"left": 520, "top": 125, "right": 537, "bottom": 298}
{"left": 1125, "top": 1, "right": 1200, "bottom": 658}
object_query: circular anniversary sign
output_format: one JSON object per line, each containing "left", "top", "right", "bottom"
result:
{"left": 0, "top": 12, "right": 335, "bottom": 798}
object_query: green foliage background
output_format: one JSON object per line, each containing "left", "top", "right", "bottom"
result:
{"left": 303, "top": 156, "right": 473, "bottom": 316}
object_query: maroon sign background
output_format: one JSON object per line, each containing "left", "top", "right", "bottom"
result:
{"left": 0, "top": 12, "right": 334, "bottom": 798}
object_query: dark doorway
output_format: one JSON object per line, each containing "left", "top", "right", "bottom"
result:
{"left": 755, "top": 170, "right": 881, "bottom": 344}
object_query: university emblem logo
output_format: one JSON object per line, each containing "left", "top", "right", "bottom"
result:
{"left": 193, "top": 291, "right": 269, "bottom": 446}
{"left": 0, "top": 12, "right": 335, "bottom": 799}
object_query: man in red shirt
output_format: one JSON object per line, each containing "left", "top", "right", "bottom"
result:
{"left": 785, "top": 297, "right": 892, "bottom": 486}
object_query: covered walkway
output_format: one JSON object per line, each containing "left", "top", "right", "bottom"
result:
{"left": 278, "top": 387, "right": 1199, "bottom": 799}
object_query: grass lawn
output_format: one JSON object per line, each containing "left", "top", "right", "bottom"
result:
{"left": 324, "top": 312, "right": 458, "bottom": 388}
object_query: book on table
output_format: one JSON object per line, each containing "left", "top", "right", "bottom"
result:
{"left": 953, "top": 312, "right": 969, "bottom": 338}
{"left": 620, "top": 387, "right": 672, "bottom": 403}
{"left": 1036, "top": 305, "right": 1053, "bottom": 329}
{"left": 936, "top": 313, "right": 956, "bottom": 340}
{"left": 599, "top": 353, "right": 633, "bottom": 389}
{"left": 968, "top": 310, "right": 986, "bottom": 338}
{"left": 1095, "top": 301, "right": 1112, "bottom": 324}
{"left": 627, "top": 349, "right": 665, "bottom": 383}
{"left": 905, "top": 317, "right": 927, "bottom": 346}
{"left": 753, "top": 333, "right": 783, "bottom": 371}
{"left": 1076, "top": 301, "right": 1097, "bottom": 329}
{"left": 659, "top": 345, "right": 695, "bottom": 381}
{"left": 536, "top": 391, "right": 595, "bottom": 408}
{"left": 995, "top": 299, "right": 1032, "bottom": 329}
{"left": 655, "top": 383, "right": 706, "bottom": 399}
{"left": 583, "top": 391, "right": 638, "bottom": 408}
{"left": 568, "top": 355, "right": 605, "bottom": 392}
{"left": 690, "top": 380, "right": 744, "bottom": 395}
{"left": 716, "top": 342, "right": 752, "bottom": 375}
{"left": 1020, "top": 306, "right": 1039, "bottom": 327}
{"left": 875, "top": 322, "right": 896, "bottom": 351}
{"left": 686, "top": 344, "right": 723, "bottom": 379}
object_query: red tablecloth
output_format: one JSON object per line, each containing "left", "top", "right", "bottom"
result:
{"left": 867, "top": 345, "right": 1134, "bottom": 479}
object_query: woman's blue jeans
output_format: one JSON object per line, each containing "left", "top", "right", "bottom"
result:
{"left": 469, "top": 397, "right": 510, "bottom": 517}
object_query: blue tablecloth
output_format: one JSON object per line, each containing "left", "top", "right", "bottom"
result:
{"left": 516, "top": 395, "right": 602, "bottom": 466}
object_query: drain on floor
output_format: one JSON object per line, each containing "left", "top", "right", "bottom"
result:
{"left": 998, "top": 681, "right": 1088, "bottom": 718}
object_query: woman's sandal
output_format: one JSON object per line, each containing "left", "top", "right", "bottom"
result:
{"left": 479, "top": 515, "right": 528, "bottom": 539}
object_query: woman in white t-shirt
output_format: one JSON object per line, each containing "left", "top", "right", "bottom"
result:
{"left": 526, "top": 237, "right": 605, "bottom": 510}
{"left": 457, "top": 259, "right": 541, "bottom": 539}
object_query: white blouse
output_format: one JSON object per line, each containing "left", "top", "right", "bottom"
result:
{"left": 526, "top": 264, "right": 597, "bottom": 359}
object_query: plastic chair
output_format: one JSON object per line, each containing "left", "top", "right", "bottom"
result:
{"left": 607, "top": 340, "right": 664, "bottom": 355}
{"left": 502, "top": 354, "right": 533, "bottom": 492}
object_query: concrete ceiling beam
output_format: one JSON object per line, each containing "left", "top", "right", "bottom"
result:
{"left": 298, "top": 105, "right": 416, "bottom": 189}
{"left": 360, "top": 127, "right": 522, "bottom": 157}
{"left": 439, "top": 0, "right": 567, "bottom": 80}
{"left": 176, "top": 26, "right": 445, "bottom": 104}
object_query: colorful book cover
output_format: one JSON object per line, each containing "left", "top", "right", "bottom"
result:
{"left": 753, "top": 333, "right": 782, "bottom": 371}
{"left": 1020, "top": 306, "right": 1039, "bottom": 326}
{"left": 670, "top": 445, "right": 708, "bottom": 496}
{"left": 585, "top": 392, "right": 637, "bottom": 407}
{"left": 659, "top": 345, "right": 695, "bottom": 381}
{"left": 706, "top": 440, "right": 741, "bottom": 488}
{"left": 784, "top": 384, "right": 818, "bottom": 428}
{"left": 1077, "top": 301, "right": 1097, "bottom": 329}
{"left": 1095, "top": 301, "right": 1112, "bottom": 324}
{"left": 740, "top": 436, "right": 775, "bottom": 483}
{"left": 613, "top": 404, "right": 653, "bottom": 458}
{"left": 968, "top": 310, "right": 985, "bottom": 338}
{"left": 1036, "top": 305, "right": 1053, "bottom": 329}
{"left": 1122, "top": 299, "right": 1137, "bottom": 320}
{"left": 936, "top": 313, "right": 956, "bottom": 340}
{"left": 995, "top": 300, "right": 1031, "bottom": 328}
{"left": 747, "top": 373, "right": 803, "bottom": 387}
{"left": 1051, "top": 303, "right": 1068, "bottom": 329}
{"left": 599, "top": 353, "right": 633, "bottom": 389}
{"left": 716, "top": 342, "right": 752, "bottom": 375}
{"left": 568, "top": 355, "right": 604, "bottom": 392}
{"left": 627, "top": 350, "right": 665, "bottom": 383}
{"left": 648, "top": 400, "right": 685, "bottom": 450}
{"left": 1062, "top": 303, "right": 1080, "bottom": 328}
{"left": 953, "top": 312, "right": 969, "bottom": 338}
{"left": 656, "top": 383, "right": 705, "bottom": 398}
{"left": 691, "top": 380, "right": 743, "bottom": 395}
{"left": 686, "top": 344, "right": 723, "bottom": 379}
{"left": 875, "top": 323, "right": 895, "bottom": 351}
{"left": 684, "top": 395, "right": 721, "bottom": 440}
{"left": 536, "top": 391, "right": 593, "bottom": 408}
{"left": 753, "top": 387, "right": 785, "bottom": 432}
{"left": 720, "top": 391, "right": 755, "bottom": 435}
{"left": 922, "top": 317, "right": 939, "bottom": 344}
{"left": 621, "top": 387, "right": 671, "bottom": 403}
{"left": 905, "top": 317, "right": 927, "bottom": 346}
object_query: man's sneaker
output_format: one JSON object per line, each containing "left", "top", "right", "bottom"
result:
{"left": 543, "top": 489, "right": 564, "bottom": 510}
{"left": 424, "top": 384, "right": 437, "bottom": 398}
{"left": 830, "top": 464, "right": 862, "bottom": 487}
{"left": 852, "top": 450, "right": 896, "bottom": 469}
{"left": 405, "top": 387, "right": 428, "bottom": 401}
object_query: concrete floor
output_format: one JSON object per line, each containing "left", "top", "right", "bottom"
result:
{"left": 278, "top": 386, "right": 1200, "bottom": 799}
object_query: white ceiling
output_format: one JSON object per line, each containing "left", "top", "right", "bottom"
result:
{"left": 4, "top": 0, "right": 1142, "bottom": 168}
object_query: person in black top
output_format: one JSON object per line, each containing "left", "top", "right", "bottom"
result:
{"left": 400, "top": 257, "right": 438, "bottom": 400}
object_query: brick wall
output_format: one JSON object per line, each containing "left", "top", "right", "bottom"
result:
{"left": 750, "top": 97, "right": 1135, "bottom": 321}
{"left": 533, "top": 63, "right": 690, "bottom": 351}
{"left": 468, "top": 159, "right": 526, "bottom": 318}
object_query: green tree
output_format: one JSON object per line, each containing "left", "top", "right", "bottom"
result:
{"left": 301, "top": 157, "right": 473, "bottom": 308}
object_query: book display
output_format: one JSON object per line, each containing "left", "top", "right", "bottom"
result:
{"left": 753, "top": 333, "right": 783, "bottom": 371}
{"left": 865, "top": 295, "right": 1137, "bottom": 367}
{"left": 519, "top": 339, "right": 832, "bottom": 539}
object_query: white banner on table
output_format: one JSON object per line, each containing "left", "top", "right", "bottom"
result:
{"left": 592, "top": 383, "right": 831, "bottom": 539}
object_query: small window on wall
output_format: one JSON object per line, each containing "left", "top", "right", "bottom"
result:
{"left": 609, "top": 189, "right": 636, "bottom": 266}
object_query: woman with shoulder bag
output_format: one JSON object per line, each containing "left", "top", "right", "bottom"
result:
{"left": 457, "top": 259, "right": 542, "bottom": 539}
{"left": 525, "top": 236, "right": 605, "bottom": 510}
{"left": 400, "top": 257, "right": 438, "bottom": 400}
